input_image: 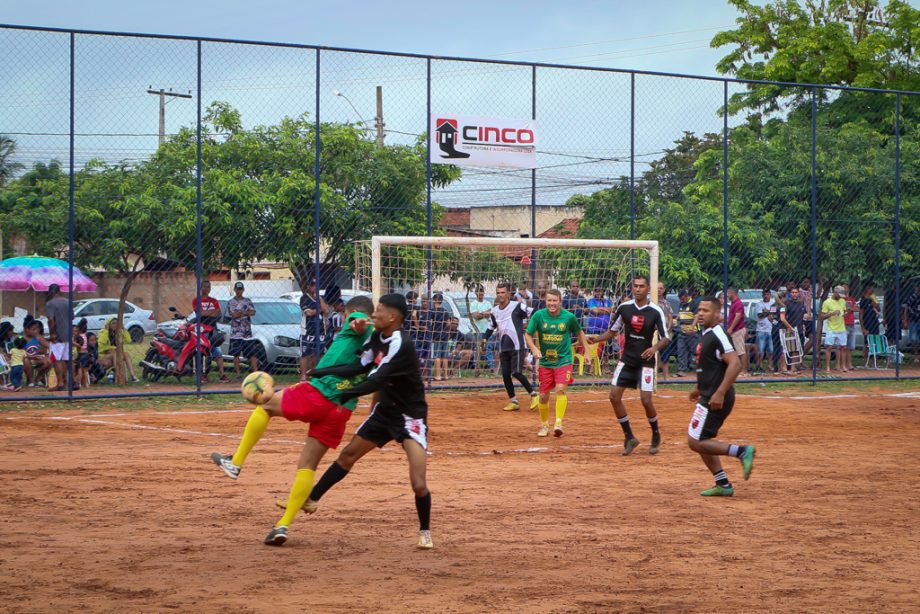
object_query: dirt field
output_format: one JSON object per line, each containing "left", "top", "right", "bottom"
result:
{"left": 1, "top": 386, "right": 918, "bottom": 613}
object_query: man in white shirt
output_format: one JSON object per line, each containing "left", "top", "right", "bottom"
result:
{"left": 468, "top": 285, "right": 494, "bottom": 371}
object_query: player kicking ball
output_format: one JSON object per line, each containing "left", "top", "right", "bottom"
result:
{"left": 210, "top": 295, "right": 374, "bottom": 546}
{"left": 524, "top": 288, "right": 592, "bottom": 437}
{"left": 290, "top": 293, "right": 434, "bottom": 550}
{"left": 587, "top": 275, "right": 670, "bottom": 455}
{"left": 687, "top": 296, "right": 756, "bottom": 496}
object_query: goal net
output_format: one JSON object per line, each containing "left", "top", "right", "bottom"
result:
{"left": 354, "top": 236, "right": 659, "bottom": 386}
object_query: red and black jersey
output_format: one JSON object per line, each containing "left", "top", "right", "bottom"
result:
{"left": 610, "top": 300, "right": 669, "bottom": 368}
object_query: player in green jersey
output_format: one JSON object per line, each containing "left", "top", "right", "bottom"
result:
{"left": 210, "top": 295, "right": 374, "bottom": 545}
{"left": 525, "top": 288, "right": 592, "bottom": 437}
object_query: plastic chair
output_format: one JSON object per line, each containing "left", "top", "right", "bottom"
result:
{"left": 572, "top": 342, "right": 603, "bottom": 376}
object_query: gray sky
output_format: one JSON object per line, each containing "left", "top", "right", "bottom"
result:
{"left": 1, "top": 1, "right": 749, "bottom": 208}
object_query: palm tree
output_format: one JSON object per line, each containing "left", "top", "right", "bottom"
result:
{"left": 0, "top": 135, "right": 23, "bottom": 187}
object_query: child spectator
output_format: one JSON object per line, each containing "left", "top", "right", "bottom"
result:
{"left": 74, "top": 319, "right": 91, "bottom": 389}
{"left": 4, "top": 336, "right": 27, "bottom": 392}
{"left": 23, "top": 319, "right": 50, "bottom": 387}
{"left": 86, "top": 333, "right": 105, "bottom": 384}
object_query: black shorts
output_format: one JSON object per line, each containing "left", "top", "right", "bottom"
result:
{"left": 500, "top": 349, "right": 528, "bottom": 374}
{"left": 687, "top": 389, "right": 736, "bottom": 441}
{"left": 356, "top": 404, "right": 428, "bottom": 449}
{"left": 611, "top": 362, "right": 655, "bottom": 392}
{"left": 300, "top": 332, "right": 326, "bottom": 357}
{"left": 228, "top": 338, "right": 260, "bottom": 359}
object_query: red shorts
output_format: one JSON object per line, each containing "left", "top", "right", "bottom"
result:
{"left": 538, "top": 364, "right": 573, "bottom": 394}
{"left": 280, "top": 382, "right": 352, "bottom": 449}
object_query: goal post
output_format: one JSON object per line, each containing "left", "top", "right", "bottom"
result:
{"left": 354, "top": 235, "right": 660, "bottom": 385}
{"left": 360, "top": 236, "right": 659, "bottom": 303}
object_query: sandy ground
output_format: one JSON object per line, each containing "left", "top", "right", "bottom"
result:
{"left": 1, "top": 387, "right": 918, "bottom": 613}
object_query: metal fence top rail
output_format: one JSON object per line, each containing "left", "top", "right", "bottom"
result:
{"left": 2, "top": 22, "right": 918, "bottom": 97}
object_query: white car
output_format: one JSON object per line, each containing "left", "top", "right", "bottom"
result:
{"left": 72, "top": 299, "right": 157, "bottom": 343}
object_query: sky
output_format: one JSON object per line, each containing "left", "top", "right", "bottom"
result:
{"left": 2, "top": 1, "right": 744, "bottom": 75}
{"left": 1, "top": 1, "right": 751, "bottom": 208}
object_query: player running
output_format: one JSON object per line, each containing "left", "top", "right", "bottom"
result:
{"left": 587, "top": 275, "right": 670, "bottom": 455}
{"left": 484, "top": 282, "right": 538, "bottom": 412}
{"left": 687, "top": 296, "right": 756, "bottom": 496}
{"left": 210, "top": 295, "right": 374, "bottom": 546}
{"left": 524, "top": 288, "right": 592, "bottom": 437}
{"left": 286, "top": 293, "right": 434, "bottom": 550}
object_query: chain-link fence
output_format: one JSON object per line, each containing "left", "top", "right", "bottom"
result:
{"left": 1, "top": 25, "right": 917, "bottom": 402}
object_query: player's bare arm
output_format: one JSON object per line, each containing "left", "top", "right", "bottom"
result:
{"left": 576, "top": 330, "right": 593, "bottom": 364}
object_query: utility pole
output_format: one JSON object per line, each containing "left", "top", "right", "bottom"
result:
{"left": 375, "top": 85, "right": 385, "bottom": 147}
{"left": 146, "top": 87, "right": 192, "bottom": 145}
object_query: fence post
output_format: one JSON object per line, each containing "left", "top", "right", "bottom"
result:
{"left": 722, "top": 81, "right": 729, "bottom": 320}
{"left": 425, "top": 58, "right": 432, "bottom": 389}
{"left": 194, "top": 39, "right": 203, "bottom": 395}
{"left": 67, "top": 32, "right": 75, "bottom": 401}
{"left": 809, "top": 87, "right": 818, "bottom": 385}
{"left": 894, "top": 93, "right": 901, "bottom": 380}
{"left": 313, "top": 49, "right": 322, "bottom": 360}
{"left": 629, "top": 73, "right": 636, "bottom": 277}
{"left": 530, "top": 64, "right": 537, "bottom": 283}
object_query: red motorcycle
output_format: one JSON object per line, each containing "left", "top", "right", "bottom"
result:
{"left": 140, "top": 307, "right": 222, "bottom": 381}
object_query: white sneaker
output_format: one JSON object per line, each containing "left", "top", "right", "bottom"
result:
{"left": 537, "top": 424, "right": 550, "bottom": 437}
{"left": 211, "top": 452, "right": 241, "bottom": 480}
{"left": 417, "top": 530, "right": 434, "bottom": 549}
{"left": 553, "top": 420, "right": 564, "bottom": 438}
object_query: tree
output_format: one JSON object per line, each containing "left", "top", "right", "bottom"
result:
{"left": 0, "top": 135, "right": 23, "bottom": 188}
{"left": 712, "top": 0, "right": 919, "bottom": 115}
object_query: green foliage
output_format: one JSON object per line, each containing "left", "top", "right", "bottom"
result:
{"left": 712, "top": 0, "right": 920, "bottom": 115}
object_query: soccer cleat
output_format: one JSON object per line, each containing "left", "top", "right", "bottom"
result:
{"left": 537, "top": 424, "right": 550, "bottom": 437}
{"left": 553, "top": 420, "right": 564, "bottom": 438}
{"left": 417, "top": 530, "right": 434, "bottom": 549}
{"left": 274, "top": 498, "right": 319, "bottom": 514}
{"left": 741, "top": 445, "right": 756, "bottom": 481}
{"left": 649, "top": 432, "right": 661, "bottom": 455}
{"left": 700, "top": 485, "right": 734, "bottom": 497}
{"left": 503, "top": 400, "right": 520, "bottom": 412}
{"left": 211, "top": 452, "right": 241, "bottom": 480}
{"left": 529, "top": 393, "right": 539, "bottom": 410}
{"left": 264, "top": 525, "right": 288, "bottom": 546}
{"left": 622, "top": 437, "right": 640, "bottom": 456}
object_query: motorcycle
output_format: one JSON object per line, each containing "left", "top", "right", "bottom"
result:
{"left": 140, "top": 307, "right": 224, "bottom": 381}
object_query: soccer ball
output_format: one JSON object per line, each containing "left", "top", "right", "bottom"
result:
{"left": 241, "top": 371, "right": 274, "bottom": 405}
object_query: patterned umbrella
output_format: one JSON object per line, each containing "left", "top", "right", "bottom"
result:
{"left": 0, "top": 255, "right": 97, "bottom": 292}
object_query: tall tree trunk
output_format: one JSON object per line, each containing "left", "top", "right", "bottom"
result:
{"left": 113, "top": 261, "right": 142, "bottom": 385}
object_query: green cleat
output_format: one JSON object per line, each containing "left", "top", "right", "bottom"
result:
{"left": 700, "top": 485, "right": 734, "bottom": 497}
{"left": 741, "top": 445, "right": 756, "bottom": 481}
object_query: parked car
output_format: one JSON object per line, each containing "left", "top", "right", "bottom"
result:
{"left": 72, "top": 299, "right": 156, "bottom": 343}
{"left": 155, "top": 298, "right": 303, "bottom": 372}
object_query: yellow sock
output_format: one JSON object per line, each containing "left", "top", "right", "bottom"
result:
{"left": 277, "top": 468, "right": 315, "bottom": 527}
{"left": 538, "top": 401, "right": 550, "bottom": 425}
{"left": 231, "top": 405, "right": 270, "bottom": 466}
{"left": 555, "top": 394, "right": 568, "bottom": 422}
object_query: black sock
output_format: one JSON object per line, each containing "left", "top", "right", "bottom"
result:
{"left": 617, "top": 415, "right": 634, "bottom": 439}
{"left": 415, "top": 491, "right": 432, "bottom": 531}
{"left": 728, "top": 444, "right": 745, "bottom": 458}
{"left": 649, "top": 415, "right": 660, "bottom": 435}
{"left": 713, "top": 470, "right": 731, "bottom": 488}
{"left": 310, "top": 461, "right": 349, "bottom": 502}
